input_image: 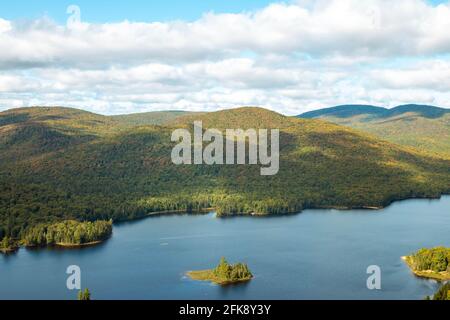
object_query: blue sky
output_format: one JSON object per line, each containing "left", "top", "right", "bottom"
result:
{"left": 0, "top": 0, "right": 278, "bottom": 23}
{"left": 1, "top": 0, "right": 450, "bottom": 115}
{"left": 1, "top": 0, "right": 448, "bottom": 23}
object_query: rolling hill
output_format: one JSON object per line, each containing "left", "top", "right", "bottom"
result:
{"left": 298, "top": 104, "right": 450, "bottom": 156}
{"left": 112, "top": 111, "right": 204, "bottom": 126}
{"left": 1, "top": 106, "right": 450, "bottom": 243}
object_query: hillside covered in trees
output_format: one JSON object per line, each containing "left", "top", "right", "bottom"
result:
{"left": 1, "top": 106, "right": 450, "bottom": 246}
{"left": 112, "top": 111, "right": 203, "bottom": 126}
{"left": 298, "top": 104, "right": 450, "bottom": 157}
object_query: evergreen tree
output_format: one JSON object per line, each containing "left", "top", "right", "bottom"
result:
{"left": 77, "top": 288, "right": 91, "bottom": 300}
{"left": 214, "top": 257, "right": 230, "bottom": 278}
{"left": 212, "top": 258, "right": 252, "bottom": 282}
{"left": 432, "top": 283, "right": 450, "bottom": 301}
{"left": 83, "top": 288, "right": 91, "bottom": 300}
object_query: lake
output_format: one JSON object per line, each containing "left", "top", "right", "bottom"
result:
{"left": 1, "top": 196, "right": 449, "bottom": 300}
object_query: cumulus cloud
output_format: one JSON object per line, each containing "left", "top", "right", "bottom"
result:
{"left": 1, "top": 0, "right": 450, "bottom": 114}
{"left": 370, "top": 60, "right": 450, "bottom": 92}
{"left": 0, "top": 19, "right": 11, "bottom": 33}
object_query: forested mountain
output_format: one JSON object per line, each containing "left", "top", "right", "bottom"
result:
{"left": 1, "top": 106, "right": 449, "bottom": 244}
{"left": 298, "top": 104, "right": 450, "bottom": 156}
{"left": 112, "top": 111, "right": 204, "bottom": 126}
{"left": 300, "top": 105, "right": 386, "bottom": 119}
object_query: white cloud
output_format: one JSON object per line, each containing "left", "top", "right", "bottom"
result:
{"left": 1, "top": 0, "right": 450, "bottom": 115}
{"left": 0, "top": 18, "right": 11, "bottom": 33}
{"left": 370, "top": 60, "right": 450, "bottom": 92}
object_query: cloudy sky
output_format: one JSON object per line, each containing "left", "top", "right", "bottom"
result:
{"left": 1, "top": 0, "right": 450, "bottom": 115}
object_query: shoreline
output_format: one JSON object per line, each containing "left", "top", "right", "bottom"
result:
{"left": 0, "top": 247, "right": 19, "bottom": 254}
{"left": 1, "top": 239, "right": 108, "bottom": 255}
{"left": 55, "top": 241, "right": 104, "bottom": 248}
{"left": 2, "top": 194, "right": 448, "bottom": 255}
{"left": 115, "top": 208, "right": 215, "bottom": 225}
{"left": 145, "top": 208, "right": 215, "bottom": 217}
{"left": 402, "top": 256, "right": 450, "bottom": 282}
{"left": 301, "top": 193, "right": 447, "bottom": 213}
{"left": 218, "top": 193, "right": 448, "bottom": 217}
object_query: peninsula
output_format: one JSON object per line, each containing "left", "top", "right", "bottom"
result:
{"left": 403, "top": 247, "right": 450, "bottom": 281}
{"left": 0, "top": 220, "right": 113, "bottom": 254}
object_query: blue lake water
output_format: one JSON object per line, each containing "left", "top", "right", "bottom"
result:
{"left": 1, "top": 196, "right": 449, "bottom": 300}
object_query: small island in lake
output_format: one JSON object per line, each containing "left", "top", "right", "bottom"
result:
{"left": 187, "top": 257, "right": 253, "bottom": 285}
{"left": 403, "top": 247, "right": 450, "bottom": 281}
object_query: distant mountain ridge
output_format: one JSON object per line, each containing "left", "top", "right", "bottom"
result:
{"left": 300, "top": 105, "right": 385, "bottom": 119}
{"left": 299, "top": 104, "right": 450, "bottom": 120}
{"left": 298, "top": 104, "right": 450, "bottom": 156}
{"left": 0, "top": 107, "right": 204, "bottom": 128}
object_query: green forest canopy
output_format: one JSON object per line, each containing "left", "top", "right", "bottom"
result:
{"left": 22, "top": 220, "right": 112, "bottom": 247}
{"left": 410, "top": 247, "right": 450, "bottom": 273}
{"left": 213, "top": 257, "right": 253, "bottom": 283}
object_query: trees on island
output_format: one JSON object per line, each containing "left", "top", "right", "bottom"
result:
{"left": 213, "top": 257, "right": 253, "bottom": 282}
{"left": 78, "top": 289, "right": 91, "bottom": 301}
{"left": 188, "top": 257, "right": 253, "bottom": 284}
